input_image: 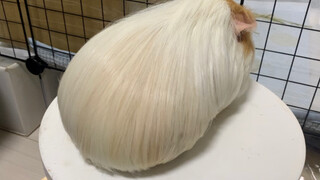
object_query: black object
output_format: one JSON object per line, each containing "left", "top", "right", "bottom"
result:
{"left": 26, "top": 56, "right": 47, "bottom": 75}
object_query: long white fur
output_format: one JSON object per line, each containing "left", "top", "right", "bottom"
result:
{"left": 58, "top": 0, "right": 254, "bottom": 172}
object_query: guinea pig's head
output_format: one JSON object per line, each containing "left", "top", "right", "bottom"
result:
{"left": 226, "top": 0, "right": 256, "bottom": 58}
{"left": 220, "top": 0, "right": 256, "bottom": 96}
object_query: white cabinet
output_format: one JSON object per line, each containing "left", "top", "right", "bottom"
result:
{"left": 0, "top": 57, "right": 60, "bottom": 136}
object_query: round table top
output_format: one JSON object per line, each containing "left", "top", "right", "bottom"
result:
{"left": 39, "top": 81, "right": 306, "bottom": 180}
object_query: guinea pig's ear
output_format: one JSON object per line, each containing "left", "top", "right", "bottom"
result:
{"left": 226, "top": 0, "right": 257, "bottom": 36}
{"left": 233, "top": 11, "right": 257, "bottom": 36}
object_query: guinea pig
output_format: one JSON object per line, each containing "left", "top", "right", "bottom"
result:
{"left": 58, "top": 0, "right": 256, "bottom": 172}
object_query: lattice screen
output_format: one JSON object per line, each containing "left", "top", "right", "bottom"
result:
{"left": 0, "top": 0, "right": 319, "bottom": 135}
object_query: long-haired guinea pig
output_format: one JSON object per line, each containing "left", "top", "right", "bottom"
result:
{"left": 58, "top": 0, "right": 256, "bottom": 172}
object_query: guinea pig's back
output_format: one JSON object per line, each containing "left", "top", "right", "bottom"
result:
{"left": 58, "top": 0, "right": 244, "bottom": 172}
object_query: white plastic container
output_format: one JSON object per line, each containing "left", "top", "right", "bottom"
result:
{"left": 0, "top": 57, "right": 57, "bottom": 136}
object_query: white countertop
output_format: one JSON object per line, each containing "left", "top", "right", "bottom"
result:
{"left": 39, "top": 80, "right": 306, "bottom": 180}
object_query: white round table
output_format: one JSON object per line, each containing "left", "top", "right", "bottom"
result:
{"left": 39, "top": 81, "right": 306, "bottom": 180}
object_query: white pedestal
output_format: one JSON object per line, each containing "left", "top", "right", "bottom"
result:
{"left": 39, "top": 81, "right": 306, "bottom": 180}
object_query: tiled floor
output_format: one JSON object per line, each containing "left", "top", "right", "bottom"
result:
{"left": 0, "top": 128, "right": 45, "bottom": 180}
{"left": 0, "top": 128, "right": 319, "bottom": 180}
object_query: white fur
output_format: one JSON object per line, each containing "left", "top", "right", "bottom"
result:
{"left": 58, "top": 0, "right": 254, "bottom": 172}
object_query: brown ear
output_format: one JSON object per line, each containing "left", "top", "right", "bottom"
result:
{"left": 234, "top": 11, "right": 257, "bottom": 36}
{"left": 226, "top": 0, "right": 256, "bottom": 36}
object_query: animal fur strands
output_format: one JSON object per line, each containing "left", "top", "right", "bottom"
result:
{"left": 58, "top": 0, "right": 256, "bottom": 172}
